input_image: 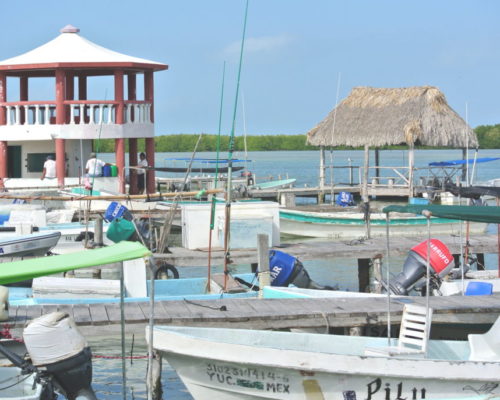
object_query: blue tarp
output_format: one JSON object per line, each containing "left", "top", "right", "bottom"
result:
{"left": 429, "top": 157, "right": 500, "bottom": 167}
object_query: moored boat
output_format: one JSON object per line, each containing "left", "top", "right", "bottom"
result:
{"left": 279, "top": 208, "right": 487, "bottom": 239}
{"left": 0, "top": 231, "right": 61, "bottom": 259}
{"left": 147, "top": 322, "right": 500, "bottom": 400}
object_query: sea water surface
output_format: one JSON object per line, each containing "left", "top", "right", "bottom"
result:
{"left": 93, "top": 148, "right": 500, "bottom": 399}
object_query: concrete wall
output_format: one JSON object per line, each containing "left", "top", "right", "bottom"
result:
{"left": 8, "top": 139, "right": 92, "bottom": 178}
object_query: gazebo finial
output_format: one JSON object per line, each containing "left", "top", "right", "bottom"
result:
{"left": 60, "top": 24, "right": 80, "bottom": 34}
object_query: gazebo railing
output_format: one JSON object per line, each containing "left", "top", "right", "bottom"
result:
{"left": 0, "top": 100, "right": 152, "bottom": 126}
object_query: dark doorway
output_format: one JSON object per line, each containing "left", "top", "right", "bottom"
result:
{"left": 7, "top": 146, "right": 22, "bottom": 178}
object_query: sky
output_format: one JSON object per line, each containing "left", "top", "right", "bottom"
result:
{"left": 1, "top": 0, "right": 500, "bottom": 136}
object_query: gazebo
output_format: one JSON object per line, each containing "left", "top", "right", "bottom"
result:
{"left": 0, "top": 25, "right": 168, "bottom": 193}
{"left": 306, "top": 86, "right": 478, "bottom": 199}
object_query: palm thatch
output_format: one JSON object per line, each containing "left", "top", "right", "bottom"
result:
{"left": 307, "top": 86, "right": 477, "bottom": 148}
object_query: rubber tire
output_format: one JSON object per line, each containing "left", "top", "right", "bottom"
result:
{"left": 154, "top": 263, "right": 179, "bottom": 280}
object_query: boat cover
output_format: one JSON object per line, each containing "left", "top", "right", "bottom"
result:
{"left": 383, "top": 204, "right": 500, "bottom": 224}
{"left": 444, "top": 184, "right": 500, "bottom": 199}
{"left": 429, "top": 157, "right": 500, "bottom": 166}
{"left": 0, "top": 241, "right": 151, "bottom": 285}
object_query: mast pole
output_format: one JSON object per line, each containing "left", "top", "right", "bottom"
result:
{"left": 223, "top": 0, "right": 249, "bottom": 290}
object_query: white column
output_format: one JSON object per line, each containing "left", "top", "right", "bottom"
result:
{"left": 79, "top": 104, "right": 85, "bottom": 125}
{"left": 69, "top": 104, "right": 76, "bottom": 124}
{"left": 15, "top": 106, "right": 20, "bottom": 125}
{"left": 34, "top": 105, "right": 40, "bottom": 125}
{"left": 6, "top": 106, "right": 12, "bottom": 125}
{"left": 89, "top": 105, "right": 95, "bottom": 124}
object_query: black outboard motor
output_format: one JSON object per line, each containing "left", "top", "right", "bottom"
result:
{"left": 269, "top": 250, "right": 333, "bottom": 290}
{"left": 23, "top": 312, "right": 97, "bottom": 400}
{"left": 388, "top": 239, "right": 454, "bottom": 295}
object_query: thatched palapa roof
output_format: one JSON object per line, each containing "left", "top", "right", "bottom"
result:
{"left": 307, "top": 86, "right": 477, "bottom": 148}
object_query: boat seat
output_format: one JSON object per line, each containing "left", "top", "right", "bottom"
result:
{"left": 365, "top": 304, "right": 432, "bottom": 357}
{"left": 468, "top": 316, "right": 500, "bottom": 361}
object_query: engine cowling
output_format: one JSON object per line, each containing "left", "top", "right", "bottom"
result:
{"left": 23, "top": 312, "right": 97, "bottom": 400}
{"left": 269, "top": 250, "right": 333, "bottom": 290}
{"left": 388, "top": 239, "right": 454, "bottom": 295}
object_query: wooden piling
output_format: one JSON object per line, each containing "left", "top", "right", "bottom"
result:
{"left": 257, "top": 234, "right": 270, "bottom": 297}
{"left": 92, "top": 216, "right": 103, "bottom": 279}
{"left": 148, "top": 350, "right": 163, "bottom": 400}
{"left": 357, "top": 258, "right": 371, "bottom": 292}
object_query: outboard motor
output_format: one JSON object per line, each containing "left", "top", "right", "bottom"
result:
{"left": 23, "top": 312, "right": 97, "bottom": 400}
{"left": 269, "top": 250, "right": 333, "bottom": 290}
{"left": 388, "top": 239, "right": 454, "bottom": 295}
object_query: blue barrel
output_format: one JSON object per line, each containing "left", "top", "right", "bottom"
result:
{"left": 102, "top": 165, "right": 111, "bottom": 177}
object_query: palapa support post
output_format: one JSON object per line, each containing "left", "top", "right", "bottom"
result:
{"left": 257, "top": 234, "right": 270, "bottom": 298}
{"left": 319, "top": 146, "right": 325, "bottom": 188}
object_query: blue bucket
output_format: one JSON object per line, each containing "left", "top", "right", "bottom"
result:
{"left": 104, "top": 202, "right": 133, "bottom": 222}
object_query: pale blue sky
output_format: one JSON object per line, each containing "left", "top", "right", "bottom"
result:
{"left": 1, "top": 0, "right": 499, "bottom": 135}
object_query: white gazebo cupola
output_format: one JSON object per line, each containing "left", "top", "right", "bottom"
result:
{"left": 0, "top": 25, "right": 168, "bottom": 193}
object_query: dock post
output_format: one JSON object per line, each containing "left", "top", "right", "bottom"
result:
{"left": 280, "top": 193, "right": 296, "bottom": 207}
{"left": 357, "top": 258, "right": 371, "bottom": 292}
{"left": 477, "top": 253, "right": 485, "bottom": 270}
{"left": 372, "top": 254, "right": 383, "bottom": 294}
{"left": 257, "top": 234, "right": 270, "bottom": 298}
{"left": 92, "top": 216, "right": 103, "bottom": 279}
{"left": 147, "top": 350, "right": 163, "bottom": 400}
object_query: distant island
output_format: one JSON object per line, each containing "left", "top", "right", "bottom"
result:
{"left": 94, "top": 124, "right": 500, "bottom": 152}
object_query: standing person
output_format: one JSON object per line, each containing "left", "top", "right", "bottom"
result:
{"left": 85, "top": 153, "right": 108, "bottom": 177}
{"left": 41, "top": 155, "right": 56, "bottom": 180}
{"left": 137, "top": 152, "right": 149, "bottom": 194}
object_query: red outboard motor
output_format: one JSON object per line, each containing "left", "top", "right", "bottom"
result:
{"left": 388, "top": 239, "right": 454, "bottom": 295}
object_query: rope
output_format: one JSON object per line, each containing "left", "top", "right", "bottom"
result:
{"left": 0, "top": 373, "right": 33, "bottom": 391}
{"left": 183, "top": 299, "right": 227, "bottom": 311}
{"left": 93, "top": 354, "right": 148, "bottom": 360}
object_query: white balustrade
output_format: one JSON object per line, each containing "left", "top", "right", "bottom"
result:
{"left": 1, "top": 102, "right": 151, "bottom": 126}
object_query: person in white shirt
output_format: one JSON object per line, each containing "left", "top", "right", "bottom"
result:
{"left": 41, "top": 155, "right": 56, "bottom": 180}
{"left": 85, "top": 153, "right": 107, "bottom": 177}
{"left": 137, "top": 152, "right": 149, "bottom": 194}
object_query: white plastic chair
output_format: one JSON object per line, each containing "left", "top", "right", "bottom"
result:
{"left": 468, "top": 316, "right": 500, "bottom": 361}
{"left": 365, "top": 304, "right": 433, "bottom": 357}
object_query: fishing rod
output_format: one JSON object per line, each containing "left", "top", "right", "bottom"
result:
{"left": 223, "top": 0, "right": 249, "bottom": 290}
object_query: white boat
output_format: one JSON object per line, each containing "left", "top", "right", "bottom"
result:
{"left": 148, "top": 318, "right": 500, "bottom": 400}
{"left": 279, "top": 209, "right": 487, "bottom": 239}
{"left": 0, "top": 231, "right": 61, "bottom": 259}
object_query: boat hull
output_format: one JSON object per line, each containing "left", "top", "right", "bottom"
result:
{"left": 149, "top": 327, "right": 500, "bottom": 400}
{"left": 280, "top": 210, "right": 487, "bottom": 239}
{"left": 0, "top": 232, "right": 61, "bottom": 259}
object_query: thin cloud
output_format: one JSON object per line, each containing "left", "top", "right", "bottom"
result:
{"left": 223, "top": 34, "right": 292, "bottom": 58}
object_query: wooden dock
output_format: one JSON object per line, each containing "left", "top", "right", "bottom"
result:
{"left": 155, "top": 233, "right": 498, "bottom": 267}
{"left": 7, "top": 294, "right": 500, "bottom": 337}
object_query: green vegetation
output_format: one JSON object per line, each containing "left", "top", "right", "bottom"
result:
{"left": 94, "top": 125, "right": 500, "bottom": 152}
{"left": 474, "top": 124, "right": 500, "bottom": 149}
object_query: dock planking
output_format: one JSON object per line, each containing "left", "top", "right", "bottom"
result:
{"left": 154, "top": 233, "right": 498, "bottom": 267}
{"left": 8, "top": 294, "right": 500, "bottom": 336}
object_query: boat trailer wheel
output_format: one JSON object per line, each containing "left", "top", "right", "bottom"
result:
{"left": 154, "top": 262, "right": 180, "bottom": 280}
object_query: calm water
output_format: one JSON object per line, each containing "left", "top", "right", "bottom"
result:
{"left": 94, "top": 149, "right": 500, "bottom": 399}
